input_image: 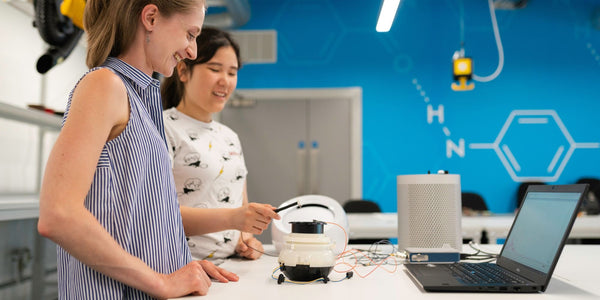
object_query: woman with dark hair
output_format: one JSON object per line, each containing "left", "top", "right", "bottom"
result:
{"left": 162, "top": 27, "right": 280, "bottom": 263}
{"left": 38, "top": 1, "right": 238, "bottom": 298}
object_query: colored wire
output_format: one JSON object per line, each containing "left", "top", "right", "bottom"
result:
{"left": 333, "top": 240, "right": 401, "bottom": 279}
{"left": 325, "top": 221, "right": 348, "bottom": 257}
{"left": 334, "top": 249, "right": 399, "bottom": 278}
{"left": 342, "top": 241, "right": 401, "bottom": 267}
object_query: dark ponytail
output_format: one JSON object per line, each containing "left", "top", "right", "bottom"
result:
{"left": 161, "top": 67, "right": 187, "bottom": 109}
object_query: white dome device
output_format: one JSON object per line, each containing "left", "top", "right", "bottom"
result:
{"left": 277, "top": 221, "right": 336, "bottom": 283}
{"left": 271, "top": 195, "right": 349, "bottom": 255}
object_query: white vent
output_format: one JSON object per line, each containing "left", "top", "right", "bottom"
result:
{"left": 230, "top": 30, "right": 277, "bottom": 64}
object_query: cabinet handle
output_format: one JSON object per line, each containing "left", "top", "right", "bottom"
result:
{"left": 310, "top": 141, "right": 319, "bottom": 194}
{"left": 296, "top": 141, "right": 307, "bottom": 195}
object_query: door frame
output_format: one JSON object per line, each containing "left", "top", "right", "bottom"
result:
{"left": 220, "top": 87, "right": 363, "bottom": 199}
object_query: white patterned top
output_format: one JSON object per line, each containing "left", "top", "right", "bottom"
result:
{"left": 164, "top": 107, "right": 248, "bottom": 261}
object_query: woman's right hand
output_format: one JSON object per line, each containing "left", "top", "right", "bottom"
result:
{"left": 232, "top": 203, "right": 281, "bottom": 234}
{"left": 155, "top": 260, "right": 239, "bottom": 299}
{"left": 154, "top": 261, "right": 212, "bottom": 299}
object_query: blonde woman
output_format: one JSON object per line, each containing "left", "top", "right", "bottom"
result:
{"left": 38, "top": 1, "right": 237, "bottom": 298}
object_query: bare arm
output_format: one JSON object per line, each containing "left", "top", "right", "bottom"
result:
{"left": 235, "top": 185, "right": 266, "bottom": 259}
{"left": 37, "top": 70, "right": 210, "bottom": 298}
{"left": 180, "top": 181, "right": 280, "bottom": 236}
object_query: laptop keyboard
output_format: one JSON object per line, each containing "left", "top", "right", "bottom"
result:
{"left": 449, "top": 263, "right": 527, "bottom": 284}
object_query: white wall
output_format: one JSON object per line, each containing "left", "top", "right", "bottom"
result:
{"left": 0, "top": 3, "right": 88, "bottom": 110}
{"left": 0, "top": 3, "right": 87, "bottom": 192}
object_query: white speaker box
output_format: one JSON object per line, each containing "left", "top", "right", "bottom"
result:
{"left": 397, "top": 173, "right": 462, "bottom": 251}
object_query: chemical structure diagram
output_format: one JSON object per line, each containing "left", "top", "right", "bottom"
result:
{"left": 468, "top": 110, "right": 600, "bottom": 182}
{"left": 413, "top": 79, "right": 600, "bottom": 182}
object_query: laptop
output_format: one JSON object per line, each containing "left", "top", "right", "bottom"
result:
{"left": 404, "top": 184, "right": 588, "bottom": 293}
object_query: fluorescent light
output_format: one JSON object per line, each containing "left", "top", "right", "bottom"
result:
{"left": 376, "top": 0, "right": 400, "bottom": 32}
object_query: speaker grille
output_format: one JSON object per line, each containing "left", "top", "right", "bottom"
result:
{"left": 406, "top": 184, "right": 460, "bottom": 248}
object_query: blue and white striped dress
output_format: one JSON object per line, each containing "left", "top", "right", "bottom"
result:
{"left": 57, "top": 57, "right": 191, "bottom": 299}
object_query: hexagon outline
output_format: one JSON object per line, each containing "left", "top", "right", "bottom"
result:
{"left": 491, "top": 110, "right": 576, "bottom": 182}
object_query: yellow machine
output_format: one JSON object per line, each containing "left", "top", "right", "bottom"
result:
{"left": 60, "top": 0, "right": 86, "bottom": 29}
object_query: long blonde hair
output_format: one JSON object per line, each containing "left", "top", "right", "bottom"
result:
{"left": 83, "top": 0, "right": 205, "bottom": 68}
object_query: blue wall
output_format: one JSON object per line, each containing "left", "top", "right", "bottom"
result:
{"left": 236, "top": 0, "right": 600, "bottom": 213}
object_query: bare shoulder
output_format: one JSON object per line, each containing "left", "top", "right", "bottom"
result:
{"left": 75, "top": 68, "right": 127, "bottom": 105}
{"left": 69, "top": 68, "right": 129, "bottom": 127}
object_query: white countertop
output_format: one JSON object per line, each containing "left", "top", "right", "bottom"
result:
{"left": 170, "top": 244, "right": 600, "bottom": 299}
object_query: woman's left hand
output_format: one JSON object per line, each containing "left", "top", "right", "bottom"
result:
{"left": 198, "top": 260, "right": 239, "bottom": 283}
{"left": 235, "top": 233, "right": 263, "bottom": 260}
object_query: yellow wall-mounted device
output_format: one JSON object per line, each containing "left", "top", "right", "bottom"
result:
{"left": 451, "top": 57, "right": 474, "bottom": 91}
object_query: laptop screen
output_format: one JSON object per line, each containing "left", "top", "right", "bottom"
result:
{"left": 501, "top": 191, "right": 581, "bottom": 273}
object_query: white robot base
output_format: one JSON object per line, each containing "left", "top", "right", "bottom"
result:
{"left": 277, "top": 221, "right": 336, "bottom": 283}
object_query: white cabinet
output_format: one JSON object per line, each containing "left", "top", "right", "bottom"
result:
{"left": 219, "top": 88, "right": 362, "bottom": 242}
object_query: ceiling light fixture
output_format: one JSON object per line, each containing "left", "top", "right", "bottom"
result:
{"left": 376, "top": 0, "right": 401, "bottom": 32}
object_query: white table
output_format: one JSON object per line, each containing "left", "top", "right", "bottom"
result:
{"left": 170, "top": 244, "right": 600, "bottom": 299}
{"left": 347, "top": 213, "right": 600, "bottom": 244}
